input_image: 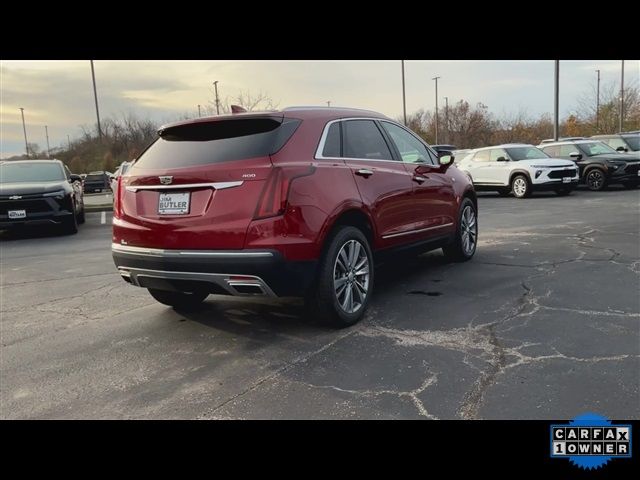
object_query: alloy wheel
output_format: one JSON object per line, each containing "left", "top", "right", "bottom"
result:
{"left": 461, "top": 205, "right": 477, "bottom": 256}
{"left": 333, "top": 239, "right": 370, "bottom": 314}
{"left": 587, "top": 170, "right": 604, "bottom": 190}
{"left": 513, "top": 178, "right": 527, "bottom": 197}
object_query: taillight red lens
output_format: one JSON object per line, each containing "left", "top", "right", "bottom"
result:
{"left": 253, "top": 166, "right": 315, "bottom": 220}
{"left": 113, "top": 176, "right": 124, "bottom": 219}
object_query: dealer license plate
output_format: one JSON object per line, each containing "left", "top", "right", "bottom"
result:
{"left": 158, "top": 192, "right": 190, "bottom": 215}
{"left": 8, "top": 210, "right": 26, "bottom": 219}
{"left": 562, "top": 177, "right": 572, "bottom": 183}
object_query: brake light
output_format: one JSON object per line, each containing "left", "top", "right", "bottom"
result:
{"left": 253, "top": 166, "right": 315, "bottom": 220}
{"left": 113, "top": 175, "right": 124, "bottom": 219}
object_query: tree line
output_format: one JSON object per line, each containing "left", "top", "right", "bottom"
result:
{"left": 5, "top": 82, "right": 638, "bottom": 173}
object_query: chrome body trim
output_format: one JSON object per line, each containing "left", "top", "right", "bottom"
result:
{"left": 382, "top": 222, "right": 454, "bottom": 239}
{"left": 125, "top": 181, "right": 243, "bottom": 192}
{"left": 112, "top": 243, "right": 274, "bottom": 258}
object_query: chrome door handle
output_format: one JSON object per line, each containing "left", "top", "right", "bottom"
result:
{"left": 412, "top": 175, "right": 427, "bottom": 184}
{"left": 355, "top": 169, "right": 374, "bottom": 177}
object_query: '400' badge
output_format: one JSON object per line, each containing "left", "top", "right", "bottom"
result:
{"left": 550, "top": 413, "right": 632, "bottom": 470}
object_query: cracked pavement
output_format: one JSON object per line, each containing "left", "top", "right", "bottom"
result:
{"left": 1, "top": 188, "right": 639, "bottom": 419}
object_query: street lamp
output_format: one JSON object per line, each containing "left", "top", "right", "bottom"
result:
{"left": 90, "top": 60, "right": 103, "bottom": 139}
{"left": 19, "top": 108, "right": 29, "bottom": 157}
{"left": 401, "top": 60, "right": 407, "bottom": 126}
{"left": 595, "top": 69, "right": 600, "bottom": 130}
{"left": 432, "top": 76, "right": 441, "bottom": 144}
{"left": 553, "top": 61, "right": 559, "bottom": 141}
{"left": 444, "top": 96, "right": 449, "bottom": 144}
{"left": 619, "top": 60, "right": 625, "bottom": 132}
{"left": 45, "top": 125, "right": 51, "bottom": 158}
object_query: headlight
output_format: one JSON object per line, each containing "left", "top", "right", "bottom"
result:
{"left": 43, "top": 190, "right": 66, "bottom": 199}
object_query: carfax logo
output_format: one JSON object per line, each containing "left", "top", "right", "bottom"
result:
{"left": 550, "top": 413, "right": 632, "bottom": 470}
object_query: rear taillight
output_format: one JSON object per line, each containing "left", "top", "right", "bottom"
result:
{"left": 253, "top": 166, "right": 315, "bottom": 220}
{"left": 113, "top": 176, "right": 124, "bottom": 219}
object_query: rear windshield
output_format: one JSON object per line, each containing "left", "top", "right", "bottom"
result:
{"left": 0, "top": 162, "right": 65, "bottom": 183}
{"left": 85, "top": 174, "right": 106, "bottom": 181}
{"left": 134, "top": 117, "right": 301, "bottom": 169}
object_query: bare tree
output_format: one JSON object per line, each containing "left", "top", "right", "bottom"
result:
{"left": 203, "top": 89, "right": 280, "bottom": 115}
{"left": 576, "top": 80, "right": 640, "bottom": 134}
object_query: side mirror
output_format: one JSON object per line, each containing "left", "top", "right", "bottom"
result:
{"left": 496, "top": 156, "right": 508, "bottom": 162}
{"left": 569, "top": 151, "right": 582, "bottom": 160}
{"left": 438, "top": 150, "right": 454, "bottom": 168}
{"left": 616, "top": 146, "right": 628, "bottom": 152}
{"left": 69, "top": 174, "right": 82, "bottom": 183}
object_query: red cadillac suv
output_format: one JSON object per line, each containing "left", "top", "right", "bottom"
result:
{"left": 112, "top": 107, "right": 477, "bottom": 326}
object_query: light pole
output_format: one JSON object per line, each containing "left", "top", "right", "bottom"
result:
{"left": 19, "top": 108, "right": 29, "bottom": 157}
{"left": 401, "top": 60, "right": 407, "bottom": 126}
{"left": 432, "top": 76, "right": 441, "bottom": 144}
{"left": 90, "top": 60, "right": 102, "bottom": 139}
{"left": 553, "top": 61, "right": 559, "bottom": 141}
{"left": 327, "top": 101, "right": 331, "bottom": 107}
{"left": 619, "top": 60, "right": 625, "bottom": 132}
{"left": 67, "top": 134, "right": 71, "bottom": 151}
{"left": 595, "top": 69, "right": 600, "bottom": 130}
{"left": 45, "top": 125, "right": 51, "bottom": 158}
{"left": 444, "top": 96, "right": 449, "bottom": 144}
{"left": 198, "top": 104, "right": 202, "bottom": 117}
{"left": 213, "top": 81, "right": 220, "bottom": 115}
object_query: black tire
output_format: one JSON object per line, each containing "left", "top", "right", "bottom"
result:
{"left": 554, "top": 187, "right": 573, "bottom": 196}
{"left": 147, "top": 289, "right": 209, "bottom": 310}
{"left": 497, "top": 188, "right": 510, "bottom": 197}
{"left": 443, "top": 197, "right": 477, "bottom": 262}
{"left": 585, "top": 168, "right": 607, "bottom": 191}
{"left": 77, "top": 206, "right": 86, "bottom": 224}
{"left": 61, "top": 209, "right": 78, "bottom": 235}
{"left": 511, "top": 174, "right": 531, "bottom": 198}
{"left": 306, "top": 226, "right": 373, "bottom": 328}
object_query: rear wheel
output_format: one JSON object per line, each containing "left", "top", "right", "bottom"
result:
{"left": 148, "top": 289, "right": 209, "bottom": 310}
{"left": 554, "top": 187, "right": 573, "bottom": 196}
{"left": 443, "top": 198, "right": 477, "bottom": 262}
{"left": 511, "top": 175, "right": 531, "bottom": 198}
{"left": 307, "top": 226, "right": 373, "bottom": 328}
{"left": 585, "top": 168, "right": 607, "bottom": 191}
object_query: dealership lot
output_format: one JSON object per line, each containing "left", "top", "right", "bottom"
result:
{"left": 1, "top": 188, "right": 638, "bottom": 419}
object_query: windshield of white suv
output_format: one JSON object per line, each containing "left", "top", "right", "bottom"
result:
{"left": 504, "top": 147, "right": 548, "bottom": 161}
{"left": 578, "top": 142, "right": 618, "bottom": 156}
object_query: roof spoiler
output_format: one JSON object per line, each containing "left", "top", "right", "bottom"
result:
{"left": 231, "top": 105, "right": 247, "bottom": 114}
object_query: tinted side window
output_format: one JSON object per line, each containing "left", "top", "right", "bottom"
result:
{"left": 473, "top": 150, "right": 490, "bottom": 162}
{"left": 542, "top": 145, "right": 559, "bottom": 156}
{"left": 343, "top": 120, "right": 394, "bottom": 161}
{"left": 558, "top": 144, "right": 579, "bottom": 157}
{"left": 489, "top": 148, "right": 507, "bottom": 161}
{"left": 322, "top": 122, "right": 341, "bottom": 157}
{"left": 381, "top": 121, "right": 433, "bottom": 164}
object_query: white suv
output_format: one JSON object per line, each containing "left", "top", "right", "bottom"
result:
{"left": 457, "top": 144, "right": 579, "bottom": 198}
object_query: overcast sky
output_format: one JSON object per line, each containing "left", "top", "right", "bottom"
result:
{"left": 1, "top": 60, "right": 638, "bottom": 158}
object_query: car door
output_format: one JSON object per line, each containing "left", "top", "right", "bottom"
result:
{"left": 379, "top": 120, "right": 456, "bottom": 240}
{"left": 339, "top": 119, "right": 415, "bottom": 247}
{"left": 485, "top": 148, "right": 511, "bottom": 185}
{"left": 467, "top": 149, "right": 491, "bottom": 183}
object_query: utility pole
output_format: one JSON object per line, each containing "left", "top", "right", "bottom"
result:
{"left": 213, "top": 81, "right": 220, "bottom": 115}
{"left": 67, "top": 134, "right": 71, "bottom": 151}
{"left": 595, "top": 69, "right": 600, "bottom": 131}
{"left": 90, "top": 60, "right": 102, "bottom": 139}
{"left": 444, "top": 96, "right": 449, "bottom": 144}
{"left": 432, "top": 76, "right": 441, "bottom": 144}
{"left": 619, "top": 60, "right": 625, "bottom": 132}
{"left": 553, "top": 61, "right": 559, "bottom": 141}
{"left": 198, "top": 104, "right": 202, "bottom": 117}
{"left": 401, "top": 60, "right": 407, "bottom": 126}
{"left": 45, "top": 125, "right": 51, "bottom": 158}
{"left": 19, "top": 108, "right": 29, "bottom": 157}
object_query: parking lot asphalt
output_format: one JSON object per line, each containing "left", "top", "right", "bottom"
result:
{"left": 1, "top": 187, "right": 638, "bottom": 419}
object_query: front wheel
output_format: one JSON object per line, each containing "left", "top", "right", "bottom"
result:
{"left": 511, "top": 175, "right": 531, "bottom": 198}
{"left": 443, "top": 198, "right": 477, "bottom": 262}
{"left": 148, "top": 289, "right": 209, "bottom": 310}
{"left": 307, "top": 226, "right": 373, "bottom": 328}
{"left": 585, "top": 169, "right": 607, "bottom": 191}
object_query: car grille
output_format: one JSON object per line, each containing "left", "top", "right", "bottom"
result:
{"left": 0, "top": 199, "right": 53, "bottom": 214}
{"left": 548, "top": 169, "right": 577, "bottom": 179}
{"left": 624, "top": 163, "right": 640, "bottom": 175}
